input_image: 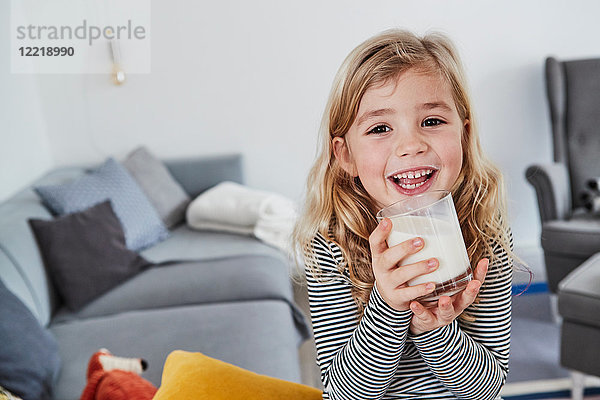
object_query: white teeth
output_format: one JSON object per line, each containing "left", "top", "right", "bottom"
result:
{"left": 399, "top": 181, "right": 426, "bottom": 190}
{"left": 393, "top": 169, "right": 434, "bottom": 180}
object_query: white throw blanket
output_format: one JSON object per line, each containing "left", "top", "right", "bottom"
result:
{"left": 186, "top": 181, "right": 297, "bottom": 253}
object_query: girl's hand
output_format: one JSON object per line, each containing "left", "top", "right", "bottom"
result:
{"left": 369, "top": 217, "right": 439, "bottom": 311}
{"left": 409, "top": 258, "right": 489, "bottom": 335}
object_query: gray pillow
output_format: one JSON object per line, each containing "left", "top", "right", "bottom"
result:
{"left": 28, "top": 200, "right": 153, "bottom": 311}
{"left": 34, "top": 157, "right": 169, "bottom": 251}
{"left": 0, "top": 278, "right": 61, "bottom": 400}
{"left": 122, "top": 146, "right": 191, "bottom": 228}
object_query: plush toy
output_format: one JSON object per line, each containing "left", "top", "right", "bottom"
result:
{"left": 580, "top": 177, "right": 600, "bottom": 215}
{"left": 80, "top": 349, "right": 157, "bottom": 400}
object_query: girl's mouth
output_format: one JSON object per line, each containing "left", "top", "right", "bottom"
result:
{"left": 387, "top": 168, "right": 438, "bottom": 195}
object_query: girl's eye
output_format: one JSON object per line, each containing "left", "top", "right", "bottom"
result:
{"left": 367, "top": 124, "right": 391, "bottom": 135}
{"left": 422, "top": 118, "right": 445, "bottom": 127}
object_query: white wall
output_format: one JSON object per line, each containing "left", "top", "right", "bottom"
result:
{"left": 0, "top": 0, "right": 53, "bottom": 201}
{"left": 4, "top": 0, "right": 600, "bottom": 251}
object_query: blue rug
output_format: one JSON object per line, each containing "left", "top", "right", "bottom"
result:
{"left": 511, "top": 281, "right": 548, "bottom": 296}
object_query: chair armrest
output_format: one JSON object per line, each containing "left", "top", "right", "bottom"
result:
{"left": 525, "top": 162, "right": 571, "bottom": 222}
{"left": 163, "top": 154, "right": 244, "bottom": 198}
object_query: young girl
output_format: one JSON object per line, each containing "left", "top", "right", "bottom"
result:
{"left": 293, "top": 29, "right": 514, "bottom": 400}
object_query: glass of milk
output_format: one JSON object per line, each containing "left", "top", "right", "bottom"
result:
{"left": 376, "top": 190, "right": 472, "bottom": 306}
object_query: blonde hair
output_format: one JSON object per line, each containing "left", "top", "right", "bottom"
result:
{"left": 292, "top": 29, "right": 514, "bottom": 316}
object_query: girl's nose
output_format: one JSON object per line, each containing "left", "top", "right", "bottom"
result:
{"left": 395, "top": 130, "right": 428, "bottom": 157}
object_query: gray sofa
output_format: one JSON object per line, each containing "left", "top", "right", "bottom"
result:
{"left": 0, "top": 154, "right": 309, "bottom": 400}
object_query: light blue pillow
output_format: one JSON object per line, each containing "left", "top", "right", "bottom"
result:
{"left": 34, "top": 158, "right": 169, "bottom": 251}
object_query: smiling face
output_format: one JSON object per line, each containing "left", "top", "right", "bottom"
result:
{"left": 333, "top": 68, "right": 466, "bottom": 209}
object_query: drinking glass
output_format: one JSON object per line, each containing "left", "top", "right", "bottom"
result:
{"left": 376, "top": 190, "right": 473, "bottom": 306}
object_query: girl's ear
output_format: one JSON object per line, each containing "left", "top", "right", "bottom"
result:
{"left": 332, "top": 137, "right": 358, "bottom": 177}
{"left": 462, "top": 119, "right": 471, "bottom": 149}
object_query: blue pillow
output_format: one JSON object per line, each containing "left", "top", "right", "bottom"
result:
{"left": 0, "top": 279, "right": 61, "bottom": 400}
{"left": 34, "top": 158, "right": 169, "bottom": 251}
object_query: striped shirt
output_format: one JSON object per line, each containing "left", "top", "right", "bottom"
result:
{"left": 306, "top": 231, "right": 513, "bottom": 400}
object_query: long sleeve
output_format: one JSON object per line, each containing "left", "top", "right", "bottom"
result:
{"left": 306, "top": 233, "right": 413, "bottom": 400}
{"left": 409, "top": 233, "right": 513, "bottom": 400}
{"left": 306, "top": 231, "right": 513, "bottom": 400}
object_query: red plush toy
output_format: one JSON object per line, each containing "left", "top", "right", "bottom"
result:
{"left": 80, "top": 349, "right": 157, "bottom": 400}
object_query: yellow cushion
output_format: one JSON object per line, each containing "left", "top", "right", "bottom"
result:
{"left": 153, "top": 351, "right": 323, "bottom": 400}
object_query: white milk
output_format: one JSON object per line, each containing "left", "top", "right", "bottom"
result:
{"left": 386, "top": 215, "right": 470, "bottom": 287}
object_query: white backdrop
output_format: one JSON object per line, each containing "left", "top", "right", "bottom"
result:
{"left": 3, "top": 0, "right": 600, "bottom": 252}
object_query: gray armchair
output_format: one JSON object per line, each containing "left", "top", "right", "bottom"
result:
{"left": 525, "top": 56, "right": 600, "bottom": 293}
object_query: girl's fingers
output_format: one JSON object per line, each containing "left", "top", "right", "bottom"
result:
{"left": 390, "top": 258, "right": 437, "bottom": 284}
{"left": 370, "top": 219, "right": 425, "bottom": 269}
{"left": 452, "top": 258, "right": 487, "bottom": 311}
{"left": 410, "top": 258, "right": 489, "bottom": 332}
{"left": 437, "top": 296, "right": 456, "bottom": 321}
{"left": 453, "top": 279, "right": 482, "bottom": 311}
{"left": 410, "top": 301, "right": 434, "bottom": 321}
{"left": 382, "top": 237, "right": 425, "bottom": 271}
{"left": 369, "top": 217, "right": 392, "bottom": 255}
{"left": 474, "top": 258, "right": 489, "bottom": 282}
{"left": 397, "top": 282, "right": 436, "bottom": 303}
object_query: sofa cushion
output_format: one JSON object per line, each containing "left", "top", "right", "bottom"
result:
{"left": 0, "top": 181, "right": 72, "bottom": 326}
{"left": 50, "top": 300, "right": 304, "bottom": 400}
{"left": 0, "top": 278, "right": 61, "bottom": 400}
{"left": 122, "top": 146, "right": 190, "bottom": 229}
{"left": 0, "top": 246, "right": 44, "bottom": 327}
{"left": 50, "top": 256, "right": 309, "bottom": 341}
{"left": 558, "top": 252, "right": 600, "bottom": 328}
{"left": 162, "top": 154, "right": 244, "bottom": 199}
{"left": 154, "top": 350, "right": 322, "bottom": 400}
{"left": 140, "top": 225, "right": 286, "bottom": 265}
{"left": 28, "top": 200, "right": 152, "bottom": 311}
{"left": 33, "top": 158, "right": 169, "bottom": 251}
{"left": 541, "top": 215, "right": 600, "bottom": 257}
